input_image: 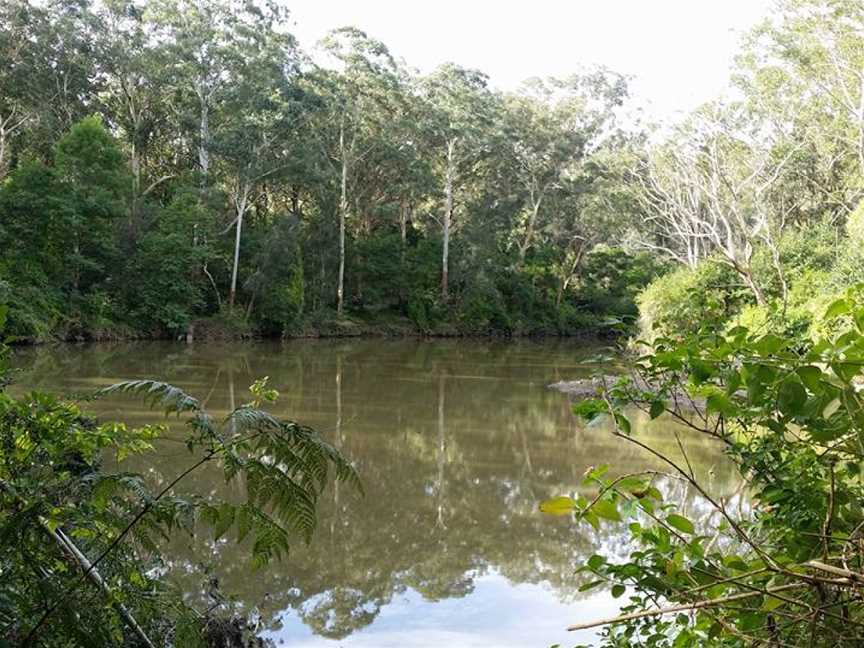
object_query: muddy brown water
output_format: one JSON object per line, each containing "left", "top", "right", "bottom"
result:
{"left": 11, "top": 338, "right": 738, "bottom": 647}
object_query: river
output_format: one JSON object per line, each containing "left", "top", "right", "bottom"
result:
{"left": 11, "top": 338, "right": 737, "bottom": 647}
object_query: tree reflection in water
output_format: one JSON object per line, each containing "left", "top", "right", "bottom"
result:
{"left": 12, "top": 339, "right": 741, "bottom": 646}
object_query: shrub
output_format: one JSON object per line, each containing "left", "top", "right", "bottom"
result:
{"left": 543, "top": 289, "right": 864, "bottom": 645}
{"left": 729, "top": 268, "right": 834, "bottom": 340}
{"left": 637, "top": 260, "right": 745, "bottom": 341}
{"left": 458, "top": 272, "right": 512, "bottom": 334}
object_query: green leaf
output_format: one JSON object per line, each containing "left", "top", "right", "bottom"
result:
{"left": 825, "top": 297, "right": 851, "bottom": 319}
{"left": 649, "top": 399, "right": 666, "bottom": 419}
{"left": 590, "top": 499, "right": 622, "bottom": 522}
{"left": 823, "top": 398, "right": 842, "bottom": 419}
{"left": 539, "top": 496, "right": 577, "bottom": 516}
{"left": 761, "top": 595, "right": 786, "bottom": 612}
{"left": 573, "top": 399, "right": 606, "bottom": 422}
{"left": 611, "top": 584, "right": 626, "bottom": 598}
{"left": 832, "top": 362, "right": 861, "bottom": 383}
{"left": 665, "top": 514, "right": 695, "bottom": 534}
{"left": 777, "top": 378, "right": 807, "bottom": 417}
{"left": 583, "top": 510, "right": 599, "bottom": 530}
{"left": 689, "top": 359, "right": 714, "bottom": 384}
{"left": 614, "top": 413, "right": 631, "bottom": 435}
{"left": 706, "top": 391, "right": 736, "bottom": 417}
{"left": 578, "top": 579, "right": 605, "bottom": 592}
{"left": 739, "top": 612, "right": 762, "bottom": 632}
{"left": 753, "top": 333, "right": 786, "bottom": 355}
{"left": 723, "top": 556, "right": 749, "bottom": 571}
{"left": 586, "top": 465, "right": 610, "bottom": 481}
{"left": 796, "top": 366, "right": 823, "bottom": 393}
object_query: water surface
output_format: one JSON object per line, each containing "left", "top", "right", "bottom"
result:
{"left": 12, "top": 339, "right": 737, "bottom": 647}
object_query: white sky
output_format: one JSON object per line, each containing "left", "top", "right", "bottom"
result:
{"left": 285, "top": 0, "right": 774, "bottom": 122}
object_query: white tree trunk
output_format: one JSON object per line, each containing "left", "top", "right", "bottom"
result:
{"left": 130, "top": 142, "right": 141, "bottom": 196}
{"left": 442, "top": 139, "right": 456, "bottom": 300}
{"left": 556, "top": 236, "right": 589, "bottom": 308}
{"left": 518, "top": 190, "right": 542, "bottom": 265}
{"left": 198, "top": 88, "right": 210, "bottom": 178}
{"left": 0, "top": 109, "right": 28, "bottom": 182}
{"left": 228, "top": 186, "right": 249, "bottom": 307}
{"left": 337, "top": 121, "right": 348, "bottom": 316}
{"left": 400, "top": 200, "right": 408, "bottom": 249}
{"left": 0, "top": 124, "right": 9, "bottom": 182}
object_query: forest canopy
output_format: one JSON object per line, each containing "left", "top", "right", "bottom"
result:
{"left": 0, "top": 0, "right": 661, "bottom": 342}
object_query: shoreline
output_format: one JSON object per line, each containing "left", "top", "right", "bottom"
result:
{"left": 9, "top": 323, "right": 620, "bottom": 347}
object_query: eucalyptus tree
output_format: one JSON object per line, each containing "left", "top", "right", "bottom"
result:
{"left": 545, "top": 145, "right": 641, "bottom": 307}
{"left": 733, "top": 0, "right": 864, "bottom": 224}
{"left": 99, "top": 0, "right": 174, "bottom": 219}
{"left": 199, "top": 1, "right": 302, "bottom": 308}
{"left": 636, "top": 105, "right": 798, "bottom": 306}
{"left": 311, "top": 27, "right": 405, "bottom": 315}
{"left": 145, "top": 0, "right": 261, "bottom": 181}
{"left": 0, "top": 0, "right": 104, "bottom": 178}
{"left": 504, "top": 70, "right": 627, "bottom": 267}
{"left": 748, "top": 0, "right": 864, "bottom": 178}
{"left": 420, "top": 64, "right": 499, "bottom": 300}
{"left": 0, "top": 0, "right": 36, "bottom": 181}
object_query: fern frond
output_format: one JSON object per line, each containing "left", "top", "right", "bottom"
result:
{"left": 83, "top": 472, "right": 153, "bottom": 510}
{"left": 245, "top": 505, "right": 292, "bottom": 567}
{"left": 91, "top": 377, "right": 361, "bottom": 570}
{"left": 95, "top": 380, "right": 201, "bottom": 414}
{"left": 224, "top": 406, "right": 282, "bottom": 436}
{"left": 244, "top": 460, "right": 319, "bottom": 540}
{"left": 282, "top": 423, "right": 362, "bottom": 494}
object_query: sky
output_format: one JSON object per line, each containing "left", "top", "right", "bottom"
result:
{"left": 285, "top": 0, "right": 774, "bottom": 122}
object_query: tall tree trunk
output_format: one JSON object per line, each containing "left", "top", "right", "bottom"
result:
{"left": 198, "top": 85, "right": 210, "bottom": 179}
{"left": 130, "top": 142, "right": 141, "bottom": 196}
{"left": 0, "top": 122, "right": 10, "bottom": 183}
{"left": 129, "top": 140, "right": 141, "bottom": 231}
{"left": 518, "top": 191, "right": 542, "bottom": 266}
{"left": 0, "top": 109, "right": 28, "bottom": 183}
{"left": 337, "top": 120, "right": 348, "bottom": 316}
{"left": 398, "top": 200, "right": 409, "bottom": 307}
{"left": 400, "top": 199, "right": 408, "bottom": 251}
{"left": 442, "top": 138, "right": 456, "bottom": 301}
{"left": 228, "top": 186, "right": 249, "bottom": 308}
{"left": 556, "top": 237, "right": 589, "bottom": 308}
{"left": 741, "top": 267, "right": 766, "bottom": 307}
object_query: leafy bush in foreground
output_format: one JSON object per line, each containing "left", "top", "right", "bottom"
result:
{"left": 637, "top": 261, "right": 745, "bottom": 342}
{"left": 545, "top": 286, "right": 864, "bottom": 646}
{"left": 0, "top": 348, "right": 358, "bottom": 645}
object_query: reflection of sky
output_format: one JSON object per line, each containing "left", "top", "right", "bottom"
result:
{"left": 265, "top": 570, "right": 621, "bottom": 648}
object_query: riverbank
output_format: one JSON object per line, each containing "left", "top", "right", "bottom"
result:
{"left": 10, "top": 311, "right": 622, "bottom": 346}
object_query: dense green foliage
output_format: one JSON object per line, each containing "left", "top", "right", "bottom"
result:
{"left": 537, "top": 3, "right": 864, "bottom": 642}
{"left": 544, "top": 289, "right": 864, "bottom": 645}
{"left": 0, "top": 0, "right": 659, "bottom": 342}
